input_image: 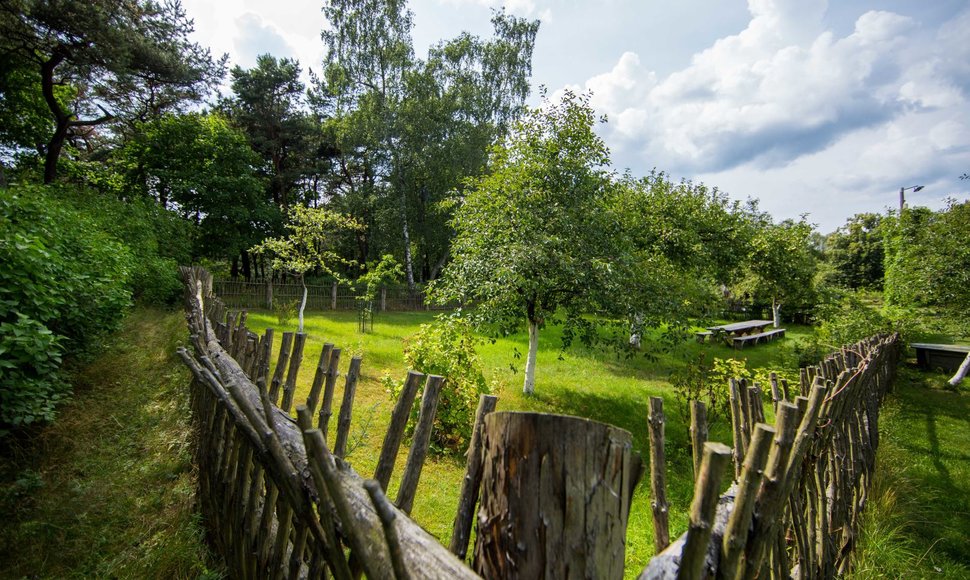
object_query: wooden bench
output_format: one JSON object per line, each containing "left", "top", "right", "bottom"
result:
{"left": 695, "top": 331, "right": 713, "bottom": 343}
{"left": 732, "top": 328, "right": 786, "bottom": 350}
{"left": 911, "top": 343, "right": 970, "bottom": 373}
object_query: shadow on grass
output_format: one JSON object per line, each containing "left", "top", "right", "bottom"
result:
{"left": 881, "top": 367, "right": 970, "bottom": 571}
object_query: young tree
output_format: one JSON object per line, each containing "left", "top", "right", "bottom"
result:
{"left": 251, "top": 206, "right": 362, "bottom": 332}
{"left": 0, "top": 0, "right": 224, "bottom": 182}
{"left": 737, "top": 217, "right": 818, "bottom": 328}
{"left": 431, "top": 91, "right": 619, "bottom": 394}
{"left": 614, "top": 172, "right": 754, "bottom": 346}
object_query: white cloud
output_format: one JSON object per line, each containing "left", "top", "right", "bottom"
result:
{"left": 549, "top": 0, "right": 970, "bottom": 228}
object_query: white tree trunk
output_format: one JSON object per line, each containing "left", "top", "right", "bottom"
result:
{"left": 298, "top": 278, "right": 308, "bottom": 333}
{"left": 771, "top": 299, "right": 782, "bottom": 328}
{"left": 400, "top": 192, "right": 416, "bottom": 293}
{"left": 629, "top": 313, "right": 643, "bottom": 349}
{"left": 948, "top": 352, "right": 970, "bottom": 387}
{"left": 524, "top": 319, "right": 539, "bottom": 395}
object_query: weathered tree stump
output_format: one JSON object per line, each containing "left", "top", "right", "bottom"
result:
{"left": 473, "top": 412, "right": 638, "bottom": 579}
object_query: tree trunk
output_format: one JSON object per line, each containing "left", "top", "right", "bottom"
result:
{"left": 400, "top": 191, "right": 416, "bottom": 293}
{"left": 948, "top": 352, "right": 970, "bottom": 387}
{"left": 298, "top": 277, "right": 308, "bottom": 333}
{"left": 524, "top": 318, "right": 539, "bottom": 395}
{"left": 473, "top": 412, "right": 636, "bottom": 580}
{"left": 772, "top": 298, "right": 782, "bottom": 328}
{"left": 629, "top": 313, "right": 644, "bottom": 349}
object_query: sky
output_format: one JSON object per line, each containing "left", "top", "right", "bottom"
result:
{"left": 180, "top": 0, "right": 970, "bottom": 233}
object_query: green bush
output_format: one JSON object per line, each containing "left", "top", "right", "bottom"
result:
{"left": 51, "top": 187, "right": 193, "bottom": 304}
{"left": 386, "top": 314, "right": 491, "bottom": 454}
{"left": 0, "top": 185, "right": 133, "bottom": 429}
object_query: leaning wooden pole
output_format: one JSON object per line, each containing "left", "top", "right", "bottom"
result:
{"left": 450, "top": 394, "right": 498, "bottom": 560}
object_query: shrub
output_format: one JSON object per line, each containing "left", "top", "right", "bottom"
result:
{"left": 0, "top": 185, "right": 133, "bottom": 430}
{"left": 387, "top": 314, "right": 491, "bottom": 454}
{"left": 672, "top": 354, "right": 796, "bottom": 425}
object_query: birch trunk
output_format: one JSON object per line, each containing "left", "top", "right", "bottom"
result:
{"left": 524, "top": 318, "right": 539, "bottom": 395}
{"left": 948, "top": 352, "right": 970, "bottom": 387}
{"left": 772, "top": 298, "right": 782, "bottom": 328}
{"left": 298, "top": 277, "right": 308, "bottom": 333}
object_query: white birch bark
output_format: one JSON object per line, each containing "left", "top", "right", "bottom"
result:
{"left": 772, "top": 298, "right": 782, "bottom": 328}
{"left": 524, "top": 319, "right": 539, "bottom": 395}
{"left": 298, "top": 277, "right": 308, "bottom": 333}
{"left": 948, "top": 352, "right": 970, "bottom": 387}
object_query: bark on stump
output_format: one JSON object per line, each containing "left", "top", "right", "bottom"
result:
{"left": 473, "top": 412, "right": 636, "bottom": 580}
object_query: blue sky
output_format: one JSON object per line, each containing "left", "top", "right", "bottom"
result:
{"left": 181, "top": 0, "right": 970, "bottom": 232}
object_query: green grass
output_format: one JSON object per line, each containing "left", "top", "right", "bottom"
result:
{"left": 244, "top": 309, "right": 813, "bottom": 576}
{"left": 9, "top": 306, "right": 957, "bottom": 578}
{"left": 0, "top": 308, "right": 222, "bottom": 579}
{"left": 848, "top": 366, "right": 970, "bottom": 579}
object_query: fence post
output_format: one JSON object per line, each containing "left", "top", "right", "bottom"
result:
{"left": 266, "top": 278, "right": 273, "bottom": 310}
{"left": 381, "top": 286, "right": 387, "bottom": 312}
{"left": 473, "top": 412, "right": 637, "bottom": 579}
{"left": 331, "top": 282, "right": 338, "bottom": 310}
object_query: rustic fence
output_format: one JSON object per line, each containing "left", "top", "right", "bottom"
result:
{"left": 212, "top": 279, "right": 450, "bottom": 311}
{"left": 641, "top": 333, "right": 900, "bottom": 579}
{"left": 178, "top": 266, "right": 899, "bottom": 579}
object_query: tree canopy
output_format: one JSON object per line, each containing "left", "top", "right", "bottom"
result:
{"left": 432, "top": 91, "right": 624, "bottom": 394}
{"left": 0, "top": 0, "right": 224, "bottom": 182}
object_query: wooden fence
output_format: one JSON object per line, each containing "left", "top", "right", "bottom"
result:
{"left": 178, "top": 266, "right": 899, "bottom": 579}
{"left": 641, "top": 333, "right": 900, "bottom": 579}
{"left": 212, "top": 279, "right": 451, "bottom": 311}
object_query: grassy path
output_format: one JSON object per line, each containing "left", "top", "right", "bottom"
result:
{"left": 849, "top": 367, "right": 970, "bottom": 578}
{"left": 0, "top": 308, "right": 221, "bottom": 579}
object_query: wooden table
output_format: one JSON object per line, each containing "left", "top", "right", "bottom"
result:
{"left": 911, "top": 343, "right": 970, "bottom": 373}
{"left": 707, "top": 320, "right": 774, "bottom": 337}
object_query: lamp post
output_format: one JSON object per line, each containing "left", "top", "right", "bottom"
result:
{"left": 899, "top": 185, "right": 924, "bottom": 213}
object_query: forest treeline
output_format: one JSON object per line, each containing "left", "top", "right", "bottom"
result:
{"left": 1, "top": 0, "right": 967, "bottom": 427}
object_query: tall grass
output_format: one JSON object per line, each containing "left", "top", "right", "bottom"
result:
{"left": 849, "top": 367, "right": 970, "bottom": 578}
{"left": 0, "top": 308, "right": 223, "bottom": 579}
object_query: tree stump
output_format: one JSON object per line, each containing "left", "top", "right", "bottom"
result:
{"left": 473, "top": 412, "right": 636, "bottom": 579}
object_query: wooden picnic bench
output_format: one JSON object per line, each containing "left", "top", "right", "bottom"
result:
{"left": 911, "top": 343, "right": 970, "bottom": 373}
{"left": 697, "top": 320, "right": 774, "bottom": 344}
{"left": 732, "top": 328, "right": 786, "bottom": 350}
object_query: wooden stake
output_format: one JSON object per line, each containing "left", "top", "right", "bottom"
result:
{"left": 449, "top": 394, "right": 498, "bottom": 560}
{"left": 374, "top": 371, "right": 425, "bottom": 491}
{"left": 648, "top": 396, "right": 670, "bottom": 554}
{"left": 677, "top": 442, "right": 732, "bottom": 580}
{"left": 396, "top": 375, "right": 445, "bottom": 515}
{"left": 689, "top": 400, "right": 708, "bottom": 480}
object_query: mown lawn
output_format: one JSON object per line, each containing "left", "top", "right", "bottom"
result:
{"left": 243, "top": 309, "right": 812, "bottom": 576}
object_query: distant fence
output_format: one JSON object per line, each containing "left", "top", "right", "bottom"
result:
{"left": 212, "top": 279, "right": 451, "bottom": 312}
{"left": 179, "top": 266, "right": 900, "bottom": 579}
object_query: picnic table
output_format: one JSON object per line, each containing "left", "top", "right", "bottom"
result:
{"left": 707, "top": 320, "right": 774, "bottom": 337}
{"left": 696, "top": 320, "right": 783, "bottom": 349}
